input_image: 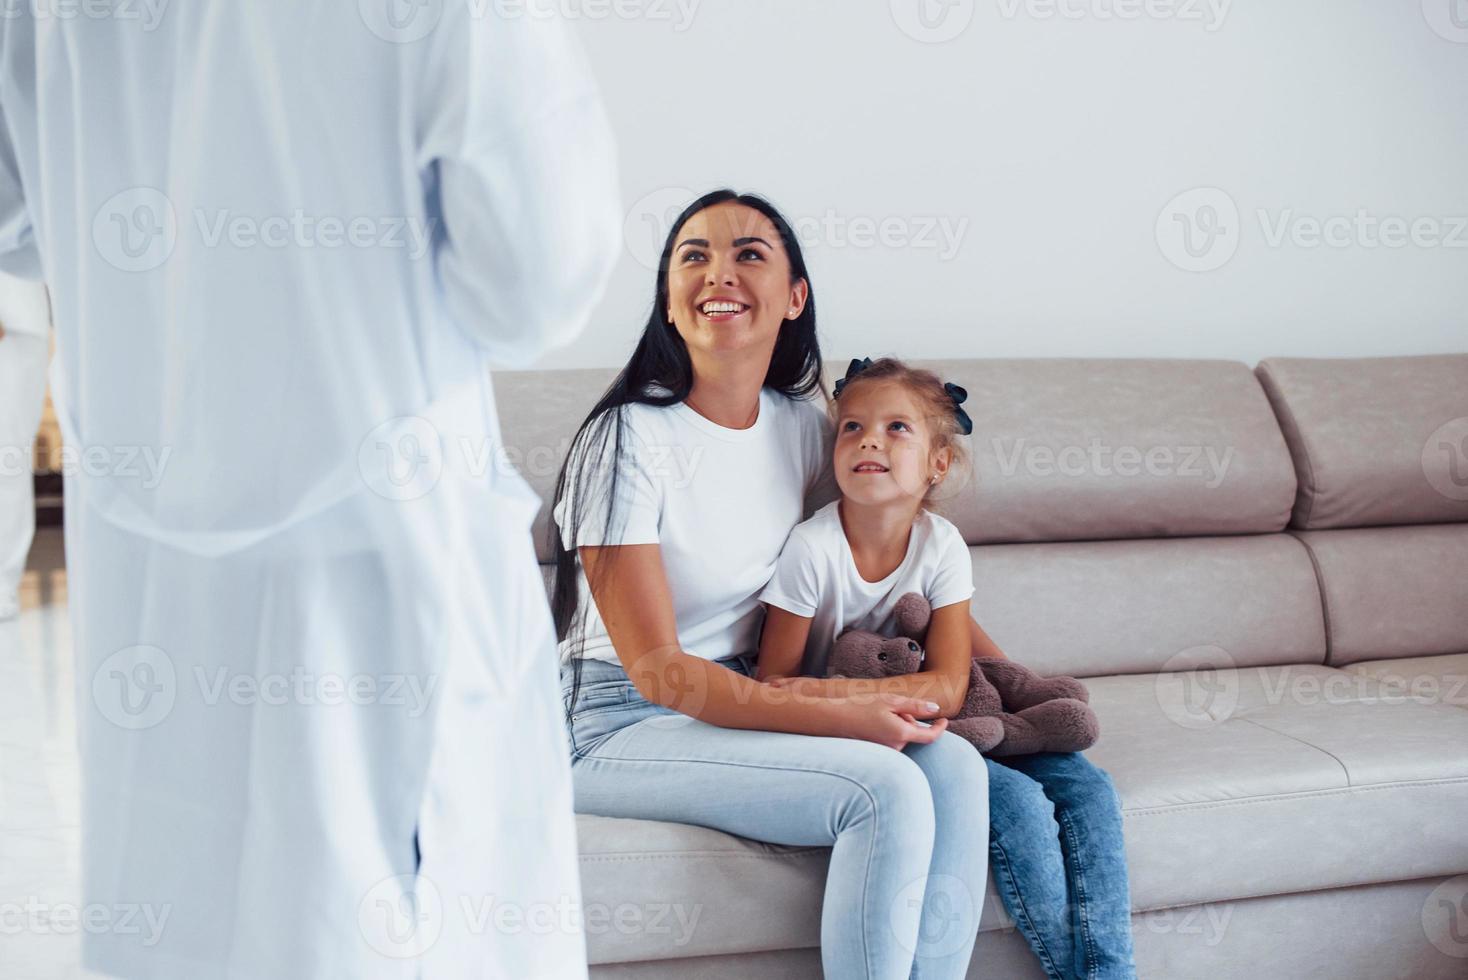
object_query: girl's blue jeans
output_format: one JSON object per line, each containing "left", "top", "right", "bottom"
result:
{"left": 560, "top": 653, "right": 989, "bottom": 980}
{"left": 985, "top": 753, "right": 1138, "bottom": 980}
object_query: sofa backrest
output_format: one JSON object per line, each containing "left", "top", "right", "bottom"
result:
{"left": 1256, "top": 354, "right": 1468, "bottom": 667}
{"left": 493, "top": 366, "right": 619, "bottom": 564}
{"left": 491, "top": 355, "right": 1460, "bottom": 678}
{"left": 892, "top": 358, "right": 1299, "bottom": 544}
{"left": 877, "top": 358, "right": 1325, "bottom": 676}
{"left": 1255, "top": 354, "right": 1468, "bottom": 529}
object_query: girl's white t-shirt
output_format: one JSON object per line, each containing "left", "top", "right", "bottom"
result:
{"left": 554, "top": 386, "right": 835, "bottom": 664}
{"left": 758, "top": 499, "right": 975, "bottom": 678}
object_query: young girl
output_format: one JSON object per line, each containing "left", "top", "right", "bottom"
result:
{"left": 757, "top": 356, "right": 1138, "bottom": 980}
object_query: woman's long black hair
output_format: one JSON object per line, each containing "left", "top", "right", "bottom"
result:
{"left": 549, "top": 189, "right": 826, "bottom": 722}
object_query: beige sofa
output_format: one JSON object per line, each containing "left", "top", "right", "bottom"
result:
{"left": 494, "top": 353, "right": 1468, "bottom": 979}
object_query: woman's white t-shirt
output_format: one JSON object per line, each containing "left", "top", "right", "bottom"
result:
{"left": 758, "top": 499, "right": 975, "bottom": 678}
{"left": 554, "top": 386, "right": 835, "bottom": 664}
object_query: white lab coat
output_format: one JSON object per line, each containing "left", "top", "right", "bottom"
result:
{"left": 0, "top": 5, "right": 620, "bottom": 978}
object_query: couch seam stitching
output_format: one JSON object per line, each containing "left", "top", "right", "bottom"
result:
{"left": 1286, "top": 529, "right": 1335, "bottom": 666}
{"left": 1256, "top": 364, "right": 1318, "bottom": 528}
{"left": 1129, "top": 872, "right": 1467, "bottom": 917}
{"left": 578, "top": 850, "right": 829, "bottom": 862}
{"left": 1236, "top": 717, "right": 1352, "bottom": 786}
{"left": 1120, "top": 775, "right": 1468, "bottom": 816}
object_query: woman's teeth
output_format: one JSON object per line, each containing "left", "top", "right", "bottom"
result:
{"left": 700, "top": 301, "right": 748, "bottom": 316}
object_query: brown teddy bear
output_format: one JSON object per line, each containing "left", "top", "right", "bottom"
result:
{"left": 826, "top": 592, "right": 1100, "bottom": 757}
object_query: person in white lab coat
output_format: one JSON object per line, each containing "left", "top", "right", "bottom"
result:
{"left": 0, "top": 272, "right": 50, "bottom": 620}
{"left": 0, "top": 5, "right": 620, "bottom": 978}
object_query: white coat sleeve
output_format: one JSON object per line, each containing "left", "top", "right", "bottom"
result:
{"left": 0, "top": 100, "right": 42, "bottom": 280}
{"left": 418, "top": 10, "right": 622, "bottom": 368}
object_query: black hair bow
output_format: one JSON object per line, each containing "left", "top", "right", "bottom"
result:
{"left": 832, "top": 357, "right": 873, "bottom": 398}
{"left": 944, "top": 382, "right": 973, "bottom": 436}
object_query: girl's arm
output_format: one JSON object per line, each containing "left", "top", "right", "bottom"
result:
{"left": 578, "top": 543, "right": 947, "bottom": 739}
{"left": 774, "top": 600, "right": 974, "bottom": 718}
{"left": 755, "top": 604, "right": 812, "bottom": 682}
{"left": 863, "top": 598, "right": 972, "bottom": 714}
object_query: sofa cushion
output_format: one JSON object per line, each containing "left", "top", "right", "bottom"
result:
{"left": 1063, "top": 665, "right": 1468, "bottom": 909}
{"left": 1340, "top": 653, "right": 1468, "bottom": 710}
{"left": 1255, "top": 354, "right": 1468, "bottom": 529}
{"left": 971, "top": 533, "right": 1325, "bottom": 677}
{"left": 574, "top": 662, "right": 1468, "bottom": 965}
{"left": 587, "top": 875, "right": 1468, "bottom": 980}
{"left": 575, "top": 813, "right": 828, "bottom": 965}
{"left": 873, "top": 358, "right": 1298, "bottom": 544}
{"left": 1290, "top": 525, "right": 1468, "bottom": 666}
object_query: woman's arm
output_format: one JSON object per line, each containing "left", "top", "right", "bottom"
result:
{"left": 755, "top": 604, "right": 812, "bottom": 682}
{"left": 578, "top": 543, "right": 948, "bottom": 742}
{"left": 972, "top": 615, "right": 1009, "bottom": 660}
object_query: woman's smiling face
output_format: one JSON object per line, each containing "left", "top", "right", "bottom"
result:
{"left": 665, "top": 201, "right": 808, "bottom": 358}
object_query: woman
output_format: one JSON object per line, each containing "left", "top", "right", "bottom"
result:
{"left": 549, "top": 189, "right": 1132, "bottom": 979}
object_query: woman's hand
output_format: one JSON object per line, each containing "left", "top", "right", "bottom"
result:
{"left": 759, "top": 677, "right": 945, "bottom": 748}
{"left": 822, "top": 693, "right": 949, "bottom": 751}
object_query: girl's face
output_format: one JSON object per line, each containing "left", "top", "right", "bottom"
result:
{"left": 665, "top": 202, "right": 808, "bottom": 361}
{"left": 833, "top": 381, "right": 950, "bottom": 509}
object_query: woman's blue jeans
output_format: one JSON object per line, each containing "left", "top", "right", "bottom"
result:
{"left": 560, "top": 653, "right": 990, "bottom": 980}
{"left": 986, "top": 753, "right": 1137, "bottom": 980}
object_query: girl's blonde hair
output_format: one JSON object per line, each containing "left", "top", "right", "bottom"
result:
{"left": 828, "top": 356, "right": 973, "bottom": 509}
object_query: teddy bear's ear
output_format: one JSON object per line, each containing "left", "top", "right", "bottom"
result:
{"left": 893, "top": 592, "right": 932, "bottom": 642}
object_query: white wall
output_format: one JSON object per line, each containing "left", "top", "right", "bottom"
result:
{"left": 531, "top": 0, "right": 1468, "bottom": 369}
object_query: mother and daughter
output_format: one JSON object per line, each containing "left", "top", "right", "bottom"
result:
{"left": 549, "top": 190, "right": 1137, "bottom": 980}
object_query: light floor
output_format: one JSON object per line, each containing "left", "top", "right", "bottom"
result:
{"left": 1, "top": 527, "right": 106, "bottom": 979}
